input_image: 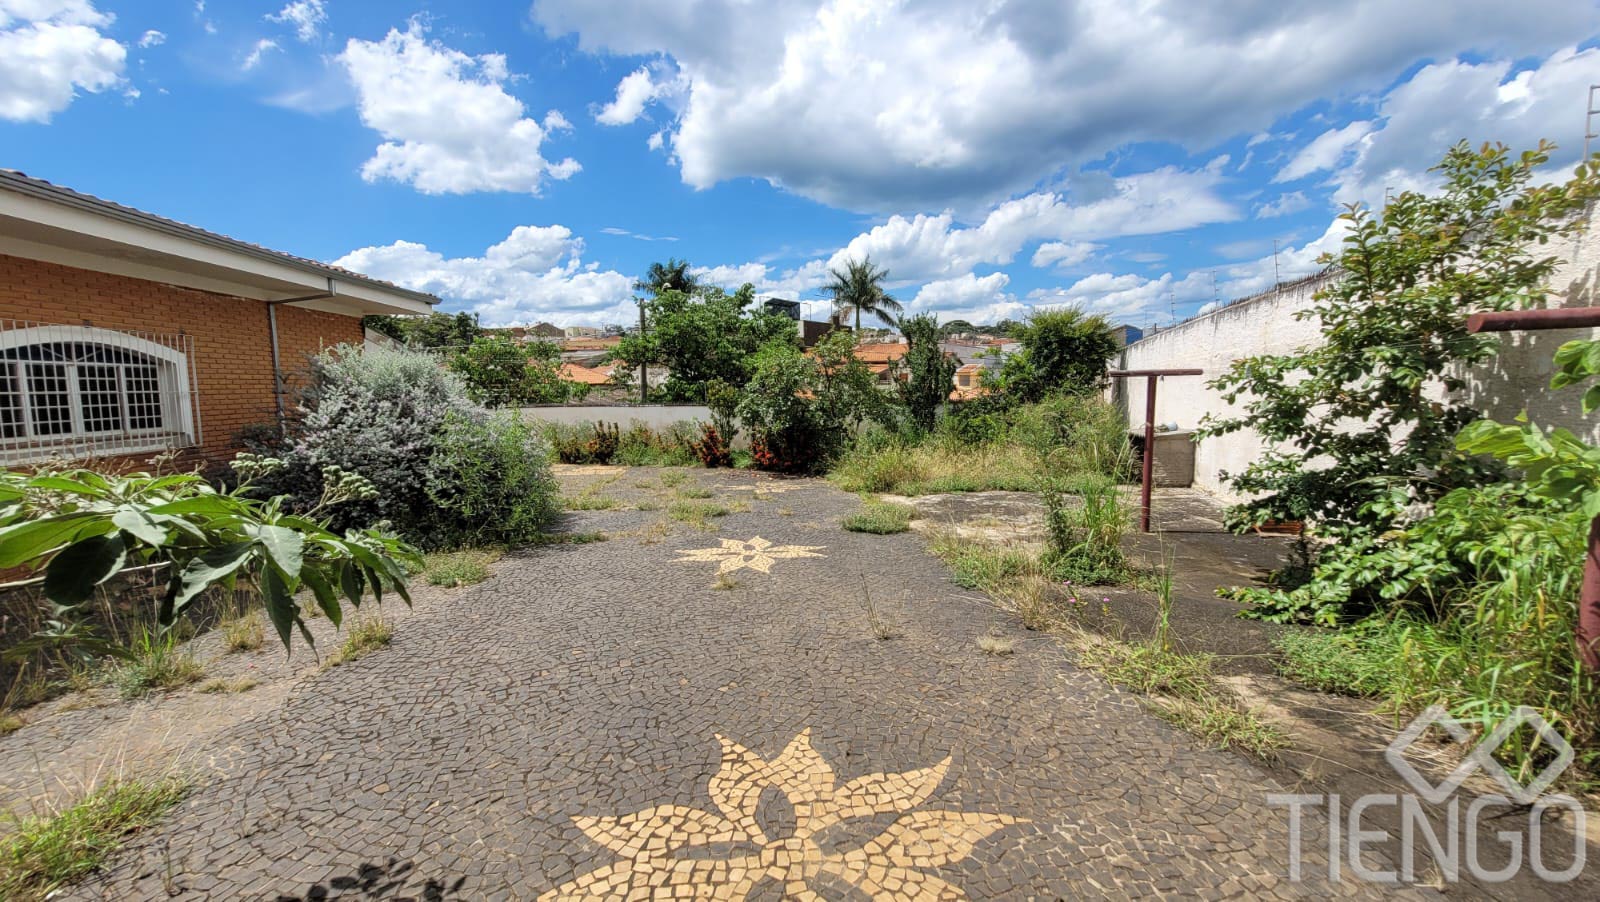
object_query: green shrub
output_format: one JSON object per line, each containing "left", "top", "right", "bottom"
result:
{"left": 260, "top": 345, "right": 558, "bottom": 549}
{"left": 425, "top": 411, "right": 559, "bottom": 547}
{"left": 1041, "top": 477, "right": 1129, "bottom": 585}
{"left": 0, "top": 464, "right": 418, "bottom": 659}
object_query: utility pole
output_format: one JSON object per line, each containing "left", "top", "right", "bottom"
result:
{"left": 1587, "top": 84, "right": 1600, "bottom": 160}
{"left": 1272, "top": 238, "right": 1281, "bottom": 292}
{"left": 638, "top": 296, "right": 649, "bottom": 404}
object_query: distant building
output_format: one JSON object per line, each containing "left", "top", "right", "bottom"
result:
{"left": 564, "top": 325, "right": 601, "bottom": 338}
{"left": 762, "top": 297, "right": 801, "bottom": 321}
{"left": 1110, "top": 324, "right": 1143, "bottom": 347}
{"left": 949, "top": 363, "right": 990, "bottom": 402}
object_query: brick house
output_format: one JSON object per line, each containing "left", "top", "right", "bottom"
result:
{"left": 0, "top": 171, "right": 436, "bottom": 472}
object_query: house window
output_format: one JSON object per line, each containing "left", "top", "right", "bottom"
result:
{"left": 0, "top": 323, "right": 198, "bottom": 464}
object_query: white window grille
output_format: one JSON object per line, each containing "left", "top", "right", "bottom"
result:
{"left": 0, "top": 321, "right": 201, "bottom": 465}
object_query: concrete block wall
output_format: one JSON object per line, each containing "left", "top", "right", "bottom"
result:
{"left": 1116, "top": 221, "right": 1600, "bottom": 501}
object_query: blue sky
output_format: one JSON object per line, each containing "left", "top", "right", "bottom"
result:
{"left": 4, "top": 1, "right": 1598, "bottom": 328}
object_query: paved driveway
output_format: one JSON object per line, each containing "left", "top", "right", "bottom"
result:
{"left": 70, "top": 468, "right": 1372, "bottom": 899}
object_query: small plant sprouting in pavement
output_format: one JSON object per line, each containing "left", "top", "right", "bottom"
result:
{"left": 195, "top": 677, "right": 259, "bottom": 694}
{"left": 713, "top": 573, "right": 742, "bottom": 591}
{"left": 977, "top": 631, "right": 1015, "bottom": 656}
{"left": 668, "top": 500, "right": 731, "bottom": 529}
{"left": 423, "top": 548, "right": 503, "bottom": 588}
{"left": 222, "top": 608, "right": 264, "bottom": 653}
{"left": 111, "top": 629, "right": 205, "bottom": 699}
{"left": 861, "top": 578, "right": 900, "bottom": 641}
{"left": 322, "top": 616, "right": 394, "bottom": 670}
{"left": 0, "top": 775, "right": 192, "bottom": 900}
{"left": 842, "top": 501, "right": 916, "bottom": 535}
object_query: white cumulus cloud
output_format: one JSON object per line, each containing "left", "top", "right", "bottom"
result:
{"left": 0, "top": 0, "right": 125, "bottom": 123}
{"left": 596, "top": 66, "right": 660, "bottom": 125}
{"left": 268, "top": 0, "right": 327, "bottom": 43}
{"left": 1330, "top": 46, "right": 1600, "bottom": 207}
{"left": 339, "top": 21, "right": 581, "bottom": 195}
{"left": 334, "top": 224, "right": 637, "bottom": 327}
{"left": 1275, "top": 121, "right": 1373, "bottom": 183}
{"left": 535, "top": 0, "right": 1594, "bottom": 211}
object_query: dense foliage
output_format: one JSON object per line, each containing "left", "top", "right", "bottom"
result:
{"left": 738, "top": 333, "right": 893, "bottom": 473}
{"left": 1201, "top": 142, "right": 1600, "bottom": 534}
{"left": 259, "top": 345, "right": 559, "bottom": 550}
{"left": 613, "top": 284, "right": 798, "bottom": 402}
{"left": 995, "top": 308, "right": 1119, "bottom": 402}
{"left": 363, "top": 311, "right": 481, "bottom": 350}
{"left": 545, "top": 421, "right": 699, "bottom": 467}
{"left": 448, "top": 334, "right": 582, "bottom": 406}
{"left": 0, "top": 464, "right": 419, "bottom": 656}
{"left": 897, "top": 313, "right": 957, "bottom": 433}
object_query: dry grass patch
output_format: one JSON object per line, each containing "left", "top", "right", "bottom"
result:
{"left": 0, "top": 712, "right": 23, "bottom": 735}
{"left": 831, "top": 441, "right": 1043, "bottom": 495}
{"left": 222, "top": 608, "right": 264, "bottom": 652}
{"left": 322, "top": 616, "right": 394, "bottom": 670}
{"left": 196, "top": 677, "right": 259, "bottom": 694}
{"left": 977, "top": 633, "right": 1015, "bottom": 656}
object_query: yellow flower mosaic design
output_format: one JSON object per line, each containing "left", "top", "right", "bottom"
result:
{"left": 675, "top": 536, "right": 825, "bottom": 574}
{"left": 541, "top": 729, "right": 1027, "bottom": 900}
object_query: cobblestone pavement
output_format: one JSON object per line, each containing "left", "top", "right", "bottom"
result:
{"left": 68, "top": 467, "right": 1385, "bottom": 899}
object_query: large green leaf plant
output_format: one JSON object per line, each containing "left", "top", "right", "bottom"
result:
{"left": 0, "top": 455, "right": 420, "bottom": 658}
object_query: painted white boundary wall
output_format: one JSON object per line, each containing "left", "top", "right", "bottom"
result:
{"left": 1117, "top": 219, "right": 1600, "bottom": 502}
{"left": 520, "top": 405, "right": 712, "bottom": 431}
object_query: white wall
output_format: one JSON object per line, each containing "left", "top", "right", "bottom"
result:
{"left": 1117, "top": 221, "right": 1600, "bottom": 501}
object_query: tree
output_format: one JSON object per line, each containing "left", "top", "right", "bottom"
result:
{"left": 996, "top": 307, "right": 1118, "bottom": 402}
{"left": 898, "top": 313, "right": 957, "bottom": 432}
{"left": 613, "top": 284, "right": 797, "bottom": 402}
{"left": 1200, "top": 141, "right": 1600, "bottom": 533}
{"left": 448, "top": 335, "right": 581, "bottom": 406}
{"left": 362, "top": 312, "right": 480, "bottom": 350}
{"left": 635, "top": 258, "right": 701, "bottom": 295}
{"left": 825, "top": 257, "right": 903, "bottom": 335}
{"left": 737, "top": 332, "right": 891, "bottom": 473}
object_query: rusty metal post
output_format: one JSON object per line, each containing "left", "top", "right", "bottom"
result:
{"left": 1583, "top": 517, "right": 1600, "bottom": 671}
{"left": 1108, "top": 368, "right": 1202, "bottom": 534}
{"left": 1141, "top": 375, "right": 1157, "bottom": 533}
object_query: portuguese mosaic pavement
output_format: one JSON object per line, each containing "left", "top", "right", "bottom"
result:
{"left": 55, "top": 467, "right": 1378, "bottom": 899}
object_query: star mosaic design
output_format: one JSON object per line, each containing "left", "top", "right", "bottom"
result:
{"left": 542, "top": 729, "right": 1027, "bottom": 900}
{"left": 675, "top": 536, "right": 825, "bottom": 574}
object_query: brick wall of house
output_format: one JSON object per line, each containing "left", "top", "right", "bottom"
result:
{"left": 0, "top": 253, "right": 363, "bottom": 470}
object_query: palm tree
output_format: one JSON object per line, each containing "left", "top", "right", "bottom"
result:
{"left": 635, "top": 258, "right": 700, "bottom": 295}
{"left": 824, "top": 257, "right": 902, "bottom": 336}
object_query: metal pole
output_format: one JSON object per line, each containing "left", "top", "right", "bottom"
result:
{"left": 638, "top": 298, "right": 648, "bottom": 404}
{"left": 1141, "top": 375, "right": 1157, "bottom": 533}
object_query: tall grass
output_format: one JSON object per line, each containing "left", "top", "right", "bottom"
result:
{"left": 0, "top": 776, "right": 191, "bottom": 900}
{"left": 829, "top": 393, "right": 1130, "bottom": 496}
{"left": 1274, "top": 489, "right": 1599, "bottom": 784}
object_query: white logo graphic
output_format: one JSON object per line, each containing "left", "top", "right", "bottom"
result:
{"left": 1271, "top": 705, "right": 1586, "bottom": 884}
